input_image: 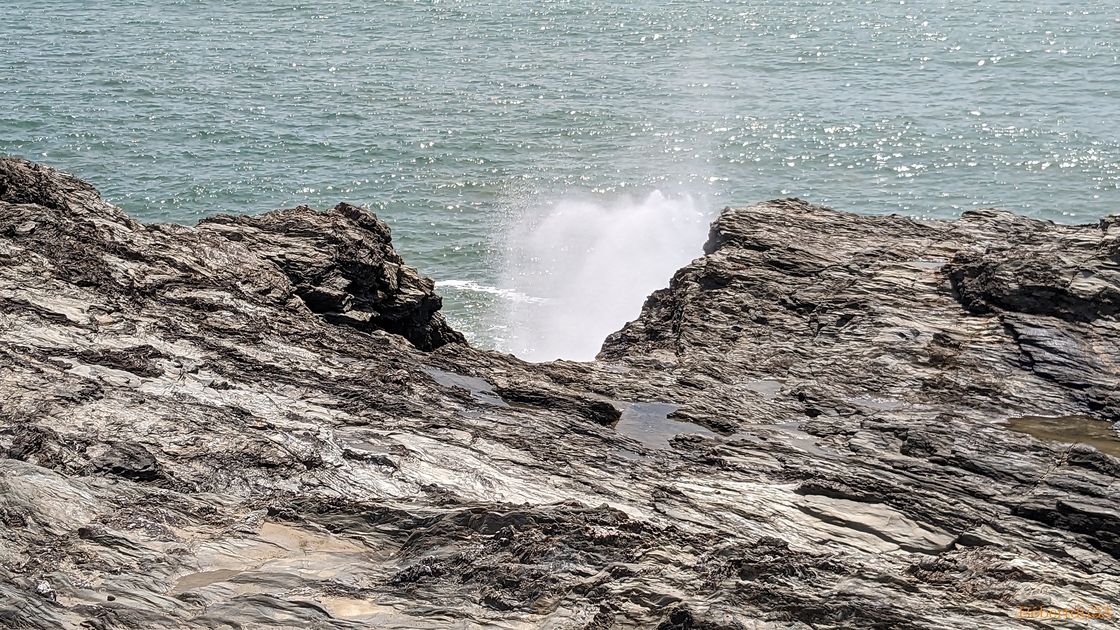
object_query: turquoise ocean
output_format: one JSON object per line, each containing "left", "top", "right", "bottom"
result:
{"left": 3, "top": 1, "right": 1119, "bottom": 359}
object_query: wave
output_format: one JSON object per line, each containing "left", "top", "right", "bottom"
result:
{"left": 491, "top": 190, "right": 711, "bottom": 362}
{"left": 435, "top": 280, "right": 549, "bottom": 304}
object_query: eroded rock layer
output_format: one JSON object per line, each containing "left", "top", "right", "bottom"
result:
{"left": 0, "top": 159, "right": 1117, "bottom": 629}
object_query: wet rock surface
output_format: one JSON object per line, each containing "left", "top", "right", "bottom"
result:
{"left": 0, "top": 160, "right": 1117, "bottom": 628}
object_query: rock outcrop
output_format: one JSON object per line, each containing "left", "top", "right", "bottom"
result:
{"left": 0, "top": 160, "right": 1117, "bottom": 629}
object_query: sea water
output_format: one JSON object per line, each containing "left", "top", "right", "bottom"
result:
{"left": 2, "top": 1, "right": 1118, "bottom": 359}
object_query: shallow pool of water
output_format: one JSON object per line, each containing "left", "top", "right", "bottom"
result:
{"left": 610, "top": 401, "right": 717, "bottom": 450}
{"left": 609, "top": 400, "right": 843, "bottom": 459}
{"left": 172, "top": 569, "right": 242, "bottom": 594}
{"left": 421, "top": 367, "right": 508, "bottom": 407}
{"left": 1006, "top": 415, "right": 1120, "bottom": 458}
{"left": 741, "top": 379, "right": 785, "bottom": 399}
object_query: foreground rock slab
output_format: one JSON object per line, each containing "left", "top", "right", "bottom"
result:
{"left": 0, "top": 159, "right": 1117, "bottom": 629}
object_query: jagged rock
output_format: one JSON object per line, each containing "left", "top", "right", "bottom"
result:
{"left": 90, "top": 442, "right": 162, "bottom": 482}
{"left": 0, "top": 163, "right": 1118, "bottom": 629}
{"left": 0, "top": 157, "right": 462, "bottom": 352}
{"left": 200, "top": 204, "right": 464, "bottom": 351}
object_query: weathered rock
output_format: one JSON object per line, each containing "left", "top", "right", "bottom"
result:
{"left": 494, "top": 383, "right": 623, "bottom": 426}
{"left": 200, "top": 204, "right": 464, "bottom": 351}
{"left": 0, "top": 162, "right": 1118, "bottom": 629}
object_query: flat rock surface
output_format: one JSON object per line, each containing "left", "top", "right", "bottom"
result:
{"left": 1, "top": 159, "right": 1118, "bottom": 629}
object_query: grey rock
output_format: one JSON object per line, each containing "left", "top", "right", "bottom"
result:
{"left": 199, "top": 204, "right": 465, "bottom": 351}
{"left": 90, "top": 442, "right": 162, "bottom": 482}
{"left": 0, "top": 162, "right": 1118, "bottom": 629}
{"left": 33, "top": 581, "right": 54, "bottom": 602}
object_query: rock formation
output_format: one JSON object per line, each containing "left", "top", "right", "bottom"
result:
{"left": 0, "top": 158, "right": 1117, "bottom": 629}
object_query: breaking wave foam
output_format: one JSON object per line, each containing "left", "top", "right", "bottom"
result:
{"left": 492, "top": 190, "right": 711, "bottom": 362}
{"left": 436, "top": 280, "right": 549, "bottom": 304}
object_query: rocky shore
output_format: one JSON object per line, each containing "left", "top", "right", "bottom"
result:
{"left": 0, "top": 157, "right": 1117, "bottom": 629}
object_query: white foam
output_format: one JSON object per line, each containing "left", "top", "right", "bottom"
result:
{"left": 492, "top": 190, "right": 711, "bottom": 362}
{"left": 435, "top": 280, "right": 549, "bottom": 304}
